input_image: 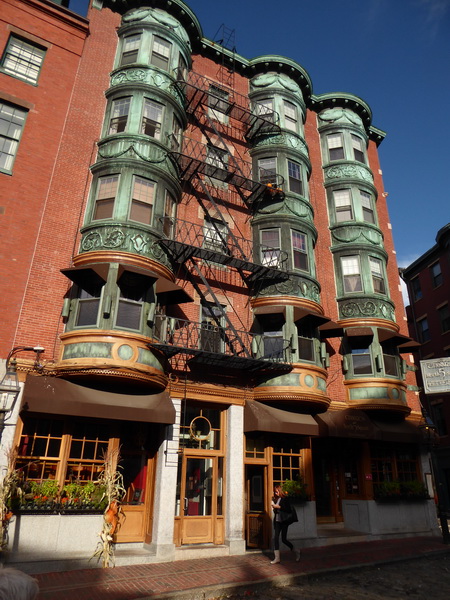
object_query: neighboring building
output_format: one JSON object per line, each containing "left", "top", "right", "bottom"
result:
{"left": 402, "top": 224, "right": 450, "bottom": 511}
{"left": 0, "top": 0, "right": 439, "bottom": 571}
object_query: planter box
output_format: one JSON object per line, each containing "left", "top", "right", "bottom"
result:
{"left": 286, "top": 501, "right": 317, "bottom": 540}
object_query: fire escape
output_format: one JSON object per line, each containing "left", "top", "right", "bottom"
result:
{"left": 150, "top": 68, "right": 293, "bottom": 375}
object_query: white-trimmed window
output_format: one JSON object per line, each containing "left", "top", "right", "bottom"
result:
{"left": 2, "top": 35, "right": 45, "bottom": 84}
{"left": 342, "top": 256, "right": 362, "bottom": 293}
{"left": 258, "top": 156, "right": 276, "bottom": 185}
{"left": 327, "top": 133, "right": 344, "bottom": 161}
{"left": 109, "top": 97, "right": 131, "bottom": 134}
{"left": 360, "top": 190, "right": 375, "bottom": 223}
{"left": 261, "top": 229, "right": 281, "bottom": 267}
{"left": 287, "top": 160, "right": 303, "bottom": 195}
{"left": 120, "top": 34, "right": 141, "bottom": 66}
{"left": 291, "top": 230, "right": 308, "bottom": 271}
{"left": 129, "top": 176, "right": 154, "bottom": 224}
{"left": 151, "top": 36, "right": 171, "bottom": 70}
{"left": 203, "top": 218, "right": 227, "bottom": 253}
{"left": 333, "top": 189, "right": 353, "bottom": 222}
{"left": 351, "top": 134, "right": 365, "bottom": 163}
{"left": 93, "top": 175, "right": 119, "bottom": 220}
{"left": 0, "top": 101, "right": 27, "bottom": 172}
{"left": 370, "top": 257, "right": 386, "bottom": 294}
{"left": 283, "top": 100, "right": 298, "bottom": 132}
{"left": 141, "top": 99, "right": 163, "bottom": 139}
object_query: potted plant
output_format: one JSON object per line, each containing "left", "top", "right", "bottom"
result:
{"left": 374, "top": 480, "right": 401, "bottom": 502}
{"left": 24, "top": 480, "right": 60, "bottom": 510}
{"left": 281, "top": 477, "right": 309, "bottom": 502}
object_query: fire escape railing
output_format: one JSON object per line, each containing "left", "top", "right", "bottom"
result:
{"left": 150, "top": 314, "right": 291, "bottom": 372}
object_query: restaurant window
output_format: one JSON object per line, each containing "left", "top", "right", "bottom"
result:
{"left": 245, "top": 434, "right": 265, "bottom": 460}
{"left": 272, "top": 436, "right": 303, "bottom": 488}
{"left": 341, "top": 255, "right": 362, "bottom": 293}
{"left": 150, "top": 36, "right": 171, "bottom": 70}
{"left": 109, "top": 97, "right": 131, "bottom": 134}
{"left": 430, "top": 261, "right": 443, "bottom": 287}
{"left": 370, "top": 444, "right": 420, "bottom": 495}
{"left": 93, "top": 175, "right": 119, "bottom": 220}
{"left": 333, "top": 189, "right": 353, "bottom": 222}
{"left": 120, "top": 33, "right": 141, "bottom": 66}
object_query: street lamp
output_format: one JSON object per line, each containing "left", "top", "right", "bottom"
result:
{"left": 0, "top": 346, "right": 45, "bottom": 442}
{"left": 419, "top": 410, "right": 450, "bottom": 544}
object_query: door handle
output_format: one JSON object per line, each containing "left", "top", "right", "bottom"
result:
{"left": 184, "top": 497, "right": 188, "bottom": 513}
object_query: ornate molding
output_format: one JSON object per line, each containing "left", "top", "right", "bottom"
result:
{"left": 122, "top": 7, "right": 191, "bottom": 49}
{"left": 339, "top": 297, "right": 396, "bottom": 321}
{"left": 250, "top": 72, "right": 302, "bottom": 95}
{"left": 253, "top": 133, "right": 308, "bottom": 156}
{"left": 331, "top": 224, "right": 383, "bottom": 246}
{"left": 255, "top": 275, "right": 321, "bottom": 303}
{"left": 110, "top": 66, "right": 185, "bottom": 105}
{"left": 318, "top": 107, "right": 364, "bottom": 128}
{"left": 324, "top": 163, "right": 373, "bottom": 184}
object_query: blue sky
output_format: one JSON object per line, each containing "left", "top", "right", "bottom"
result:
{"left": 69, "top": 0, "right": 450, "bottom": 269}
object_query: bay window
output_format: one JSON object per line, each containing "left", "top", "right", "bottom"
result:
{"left": 291, "top": 230, "right": 308, "bottom": 271}
{"left": 261, "top": 229, "right": 281, "bottom": 267}
{"left": 350, "top": 342, "right": 372, "bottom": 375}
{"left": 258, "top": 156, "right": 276, "bottom": 185}
{"left": 255, "top": 99, "right": 274, "bottom": 121}
{"left": 361, "top": 190, "right": 375, "bottom": 223}
{"left": 327, "top": 133, "right": 344, "bottom": 161}
{"left": 333, "top": 189, "right": 353, "bottom": 222}
{"left": 141, "top": 99, "right": 163, "bottom": 139}
{"left": 341, "top": 255, "right": 362, "bottom": 293}
{"left": 151, "top": 36, "right": 171, "bottom": 70}
{"left": 120, "top": 33, "right": 141, "bottom": 66}
{"left": 109, "top": 97, "right": 130, "bottom": 134}
{"left": 351, "top": 134, "right": 365, "bottom": 163}
{"left": 116, "top": 270, "right": 152, "bottom": 330}
{"left": 283, "top": 100, "right": 298, "bottom": 132}
{"left": 296, "top": 318, "right": 315, "bottom": 362}
{"left": 370, "top": 257, "right": 386, "bottom": 294}
{"left": 287, "top": 159, "right": 303, "bottom": 195}
{"left": 93, "top": 175, "right": 119, "bottom": 220}
{"left": 129, "top": 176, "right": 154, "bottom": 224}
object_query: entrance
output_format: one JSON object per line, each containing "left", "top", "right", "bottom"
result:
{"left": 312, "top": 440, "right": 342, "bottom": 523}
{"left": 245, "top": 464, "right": 271, "bottom": 548}
{"left": 176, "top": 454, "right": 224, "bottom": 544}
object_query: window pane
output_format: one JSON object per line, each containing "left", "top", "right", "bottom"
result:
{"left": 352, "top": 348, "right": 372, "bottom": 374}
{"left": 93, "top": 176, "right": 118, "bottom": 220}
{"left": 3, "top": 36, "right": 45, "bottom": 83}
{"left": 142, "top": 99, "right": 162, "bottom": 139}
{"left": 130, "top": 177, "right": 154, "bottom": 224}
{"left": 327, "top": 133, "right": 344, "bottom": 160}
{"left": 292, "top": 231, "right": 308, "bottom": 271}
{"left": 77, "top": 298, "right": 100, "bottom": 326}
{"left": 109, "top": 97, "right": 130, "bottom": 134}
{"left": 0, "top": 102, "right": 26, "bottom": 171}
{"left": 151, "top": 36, "right": 170, "bottom": 69}
{"left": 334, "top": 189, "right": 352, "bottom": 221}
{"left": 288, "top": 160, "right": 303, "bottom": 194}
{"left": 121, "top": 34, "right": 140, "bottom": 65}
{"left": 431, "top": 262, "right": 442, "bottom": 287}
{"left": 352, "top": 134, "right": 365, "bottom": 163}
{"left": 259, "top": 157, "right": 276, "bottom": 184}
{"left": 116, "top": 299, "right": 142, "bottom": 329}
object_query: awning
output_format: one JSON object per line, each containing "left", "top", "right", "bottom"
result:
{"left": 22, "top": 375, "right": 175, "bottom": 424}
{"left": 244, "top": 402, "right": 319, "bottom": 436}
{"left": 315, "top": 408, "right": 421, "bottom": 443}
{"left": 378, "top": 328, "right": 419, "bottom": 351}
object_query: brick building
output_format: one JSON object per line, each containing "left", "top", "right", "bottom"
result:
{"left": 0, "top": 0, "right": 439, "bottom": 571}
{"left": 402, "top": 223, "right": 450, "bottom": 512}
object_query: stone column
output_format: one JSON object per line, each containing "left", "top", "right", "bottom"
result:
{"left": 225, "top": 403, "right": 246, "bottom": 554}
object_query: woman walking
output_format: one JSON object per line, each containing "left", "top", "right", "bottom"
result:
{"left": 271, "top": 484, "right": 301, "bottom": 564}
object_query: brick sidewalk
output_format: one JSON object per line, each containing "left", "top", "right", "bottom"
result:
{"left": 34, "top": 536, "right": 450, "bottom": 600}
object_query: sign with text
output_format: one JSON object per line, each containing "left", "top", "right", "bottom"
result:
{"left": 420, "top": 358, "right": 450, "bottom": 395}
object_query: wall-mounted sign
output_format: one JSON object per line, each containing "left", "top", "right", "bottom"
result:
{"left": 420, "top": 358, "right": 450, "bottom": 395}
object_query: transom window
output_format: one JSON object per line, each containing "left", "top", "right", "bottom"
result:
{"left": 2, "top": 35, "right": 45, "bottom": 84}
{"left": 258, "top": 156, "right": 277, "bottom": 185}
{"left": 327, "top": 133, "right": 344, "bottom": 160}
{"left": 120, "top": 33, "right": 141, "bottom": 66}
{"left": 0, "top": 101, "right": 27, "bottom": 172}
{"left": 93, "top": 175, "right": 119, "bottom": 220}
{"left": 179, "top": 405, "right": 223, "bottom": 451}
{"left": 261, "top": 229, "right": 281, "bottom": 267}
{"left": 283, "top": 100, "right": 298, "bottom": 132}
{"left": 141, "top": 99, "right": 163, "bottom": 139}
{"left": 369, "top": 257, "right": 386, "bottom": 294}
{"left": 351, "top": 134, "right": 365, "bottom": 163}
{"left": 287, "top": 160, "right": 303, "bottom": 195}
{"left": 291, "top": 230, "right": 308, "bottom": 271}
{"left": 360, "top": 190, "right": 375, "bottom": 223}
{"left": 129, "top": 176, "right": 154, "bottom": 224}
{"left": 341, "top": 255, "right": 362, "bottom": 293}
{"left": 151, "top": 36, "right": 171, "bottom": 70}
{"left": 333, "top": 189, "right": 353, "bottom": 221}
{"left": 430, "top": 261, "right": 442, "bottom": 287}
{"left": 109, "top": 97, "right": 131, "bottom": 134}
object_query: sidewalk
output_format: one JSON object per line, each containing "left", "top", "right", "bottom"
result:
{"left": 35, "top": 536, "right": 450, "bottom": 600}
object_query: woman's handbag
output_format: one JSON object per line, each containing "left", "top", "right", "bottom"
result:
{"left": 280, "top": 504, "right": 298, "bottom": 524}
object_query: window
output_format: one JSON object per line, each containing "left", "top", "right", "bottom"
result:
{"left": 258, "top": 157, "right": 276, "bottom": 185}
{"left": 2, "top": 35, "right": 45, "bottom": 84}
{"left": 371, "top": 444, "right": 420, "bottom": 496}
{"left": 93, "top": 175, "right": 119, "bottom": 220}
{"left": 163, "top": 191, "right": 176, "bottom": 237}
{"left": 272, "top": 438, "right": 303, "bottom": 488}
{"left": 351, "top": 134, "right": 365, "bottom": 163}
{"left": 208, "top": 85, "right": 230, "bottom": 122}
{"left": 259, "top": 313, "right": 285, "bottom": 360}
{"left": 296, "top": 318, "right": 315, "bottom": 362}
{"left": 430, "top": 401, "right": 447, "bottom": 436}
{"left": 0, "top": 101, "right": 26, "bottom": 172}
{"left": 129, "top": 176, "right": 154, "bottom": 224}
{"left": 141, "top": 99, "right": 162, "bottom": 139}
{"left": 200, "top": 304, "right": 225, "bottom": 354}
{"left": 333, "top": 189, "right": 353, "bottom": 222}
{"left": 287, "top": 160, "right": 303, "bottom": 195}
{"left": 116, "top": 271, "right": 152, "bottom": 330}
{"left": 439, "top": 304, "right": 450, "bottom": 334}
{"left": 261, "top": 229, "right": 281, "bottom": 267}
{"left": 205, "top": 145, "right": 228, "bottom": 182}
{"left": 370, "top": 257, "right": 386, "bottom": 294}
{"left": 342, "top": 256, "right": 362, "bottom": 293}
{"left": 151, "top": 36, "right": 171, "bottom": 70}
{"left": 291, "top": 230, "right": 308, "bottom": 271}
{"left": 430, "top": 261, "right": 443, "bottom": 287}
{"left": 360, "top": 190, "right": 375, "bottom": 223}
{"left": 417, "top": 317, "right": 430, "bottom": 343}
{"left": 16, "top": 415, "right": 114, "bottom": 485}
{"left": 255, "top": 99, "right": 274, "bottom": 121}
{"left": 76, "top": 287, "right": 102, "bottom": 327}
{"left": 177, "top": 52, "right": 188, "bottom": 81}
{"left": 109, "top": 97, "right": 130, "bottom": 134}
{"left": 283, "top": 100, "right": 298, "bottom": 132}
{"left": 327, "top": 133, "right": 344, "bottom": 161}
{"left": 411, "top": 277, "right": 422, "bottom": 301}
{"left": 350, "top": 343, "right": 372, "bottom": 375}
{"left": 120, "top": 33, "right": 141, "bottom": 66}
{"left": 169, "top": 115, "right": 182, "bottom": 151}
{"left": 203, "top": 218, "right": 227, "bottom": 253}
{"left": 381, "top": 341, "right": 399, "bottom": 377}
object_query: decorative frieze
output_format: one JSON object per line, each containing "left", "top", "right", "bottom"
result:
{"left": 339, "top": 297, "right": 396, "bottom": 321}
{"left": 331, "top": 225, "right": 383, "bottom": 246}
{"left": 110, "top": 66, "right": 184, "bottom": 106}
{"left": 255, "top": 275, "right": 320, "bottom": 304}
{"left": 324, "top": 162, "right": 373, "bottom": 184}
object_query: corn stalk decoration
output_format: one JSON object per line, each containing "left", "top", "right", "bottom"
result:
{"left": 0, "top": 447, "right": 22, "bottom": 555}
{"left": 92, "top": 447, "right": 126, "bottom": 568}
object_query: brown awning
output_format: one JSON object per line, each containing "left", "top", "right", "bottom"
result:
{"left": 318, "top": 319, "right": 344, "bottom": 338}
{"left": 22, "top": 375, "right": 175, "bottom": 424}
{"left": 378, "top": 328, "right": 418, "bottom": 350}
{"left": 244, "top": 402, "right": 319, "bottom": 436}
{"left": 315, "top": 409, "right": 421, "bottom": 443}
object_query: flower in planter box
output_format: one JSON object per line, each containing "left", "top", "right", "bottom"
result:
{"left": 281, "top": 478, "right": 309, "bottom": 501}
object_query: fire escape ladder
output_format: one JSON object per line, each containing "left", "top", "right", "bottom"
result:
{"left": 185, "top": 257, "right": 252, "bottom": 359}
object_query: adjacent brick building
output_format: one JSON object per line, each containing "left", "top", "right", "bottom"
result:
{"left": 0, "top": 0, "right": 439, "bottom": 571}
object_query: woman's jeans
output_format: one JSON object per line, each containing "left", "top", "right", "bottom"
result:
{"left": 273, "top": 520, "right": 293, "bottom": 551}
